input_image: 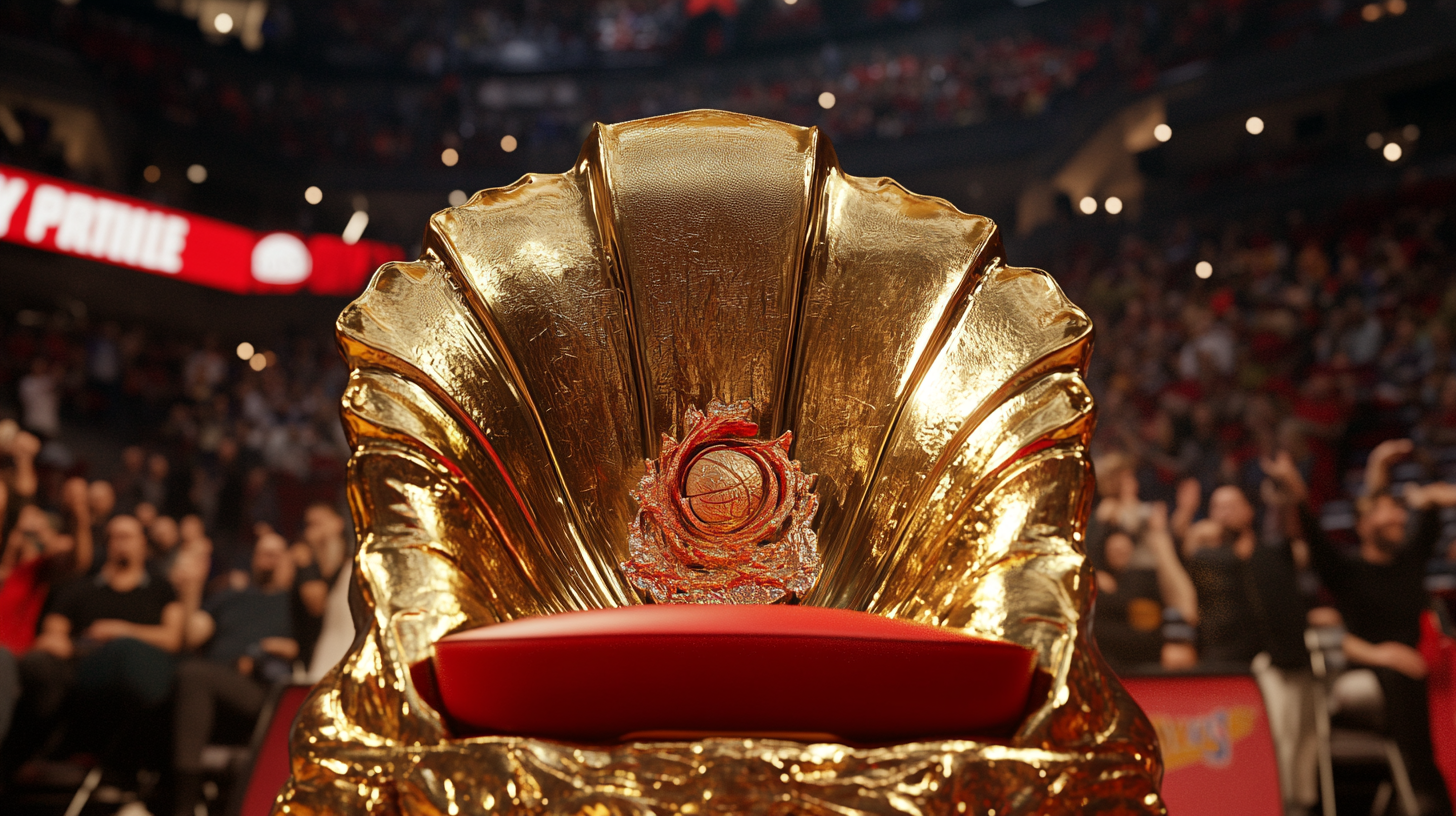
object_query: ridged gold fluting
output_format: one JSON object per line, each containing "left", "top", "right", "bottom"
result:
{"left": 275, "top": 110, "right": 1163, "bottom": 816}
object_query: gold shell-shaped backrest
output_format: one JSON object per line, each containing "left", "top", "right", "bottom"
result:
{"left": 305, "top": 110, "right": 1158, "bottom": 812}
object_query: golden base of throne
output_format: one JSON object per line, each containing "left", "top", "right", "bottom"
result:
{"left": 275, "top": 109, "right": 1164, "bottom": 815}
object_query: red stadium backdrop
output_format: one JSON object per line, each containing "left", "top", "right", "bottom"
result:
{"left": 1122, "top": 674, "right": 1283, "bottom": 816}
{"left": 241, "top": 685, "right": 311, "bottom": 816}
{"left": 0, "top": 164, "right": 402, "bottom": 295}
{"left": 1422, "top": 610, "right": 1456, "bottom": 797}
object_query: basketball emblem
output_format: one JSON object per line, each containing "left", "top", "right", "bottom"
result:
{"left": 683, "top": 447, "right": 766, "bottom": 529}
{"left": 621, "top": 400, "right": 821, "bottom": 604}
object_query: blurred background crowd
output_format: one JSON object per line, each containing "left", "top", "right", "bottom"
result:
{"left": 3, "top": 0, "right": 1456, "bottom": 814}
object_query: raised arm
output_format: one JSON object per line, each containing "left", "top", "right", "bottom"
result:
{"left": 1398, "top": 480, "right": 1456, "bottom": 563}
{"left": 1364, "top": 439, "right": 1414, "bottom": 498}
{"left": 0, "top": 481, "right": 15, "bottom": 583}
{"left": 1261, "top": 451, "right": 1355, "bottom": 596}
{"left": 60, "top": 477, "right": 94, "bottom": 575}
{"left": 1170, "top": 477, "right": 1201, "bottom": 542}
{"left": 8, "top": 430, "right": 40, "bottom": 501}
{"left": 1146, "top": 502, "right": 1199, "bottom": 626}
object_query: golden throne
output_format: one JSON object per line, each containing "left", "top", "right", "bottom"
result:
{"left": 277, "top": 110, "right": 1163, "bottom": 815}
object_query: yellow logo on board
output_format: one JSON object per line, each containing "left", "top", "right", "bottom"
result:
{"left": 1152, "top": 707, "right": 1258, "bottom": 771}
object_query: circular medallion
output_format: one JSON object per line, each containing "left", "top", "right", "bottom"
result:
{"left": 683, "top": 446, "right": 766, "bottom": 530}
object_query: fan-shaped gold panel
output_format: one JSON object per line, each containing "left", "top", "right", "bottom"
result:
{"left": 278, "top": 110, "right": 1163, "bottom": 815}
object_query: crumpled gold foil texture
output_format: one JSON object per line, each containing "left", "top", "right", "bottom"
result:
{"left": 277, "top": 110, "right": 1164, "bottom": 816}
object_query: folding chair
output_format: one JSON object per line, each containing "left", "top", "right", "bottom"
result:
{"left": 1307, "top": 626, "right": 1420, "bottom": 816}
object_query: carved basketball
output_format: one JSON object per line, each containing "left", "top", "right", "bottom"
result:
{"left": 683, "top": 447, "right": 766, "bottom": 529}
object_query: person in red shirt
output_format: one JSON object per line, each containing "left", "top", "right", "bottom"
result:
{"left": 0, "top": 430, "right": 91, "bottom": 748}
{"left": 0, "top": 481, "right": 93, "bottom": 654}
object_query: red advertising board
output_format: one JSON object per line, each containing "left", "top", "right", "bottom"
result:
{"left": 1122, "top": 674, "right": 1283, "bottom": 816}
{"left": 1421, "top": 609, "right": 1456, "bottom": 797}
{"left": 0, "top": 164, "right": 402, "bottom": 295}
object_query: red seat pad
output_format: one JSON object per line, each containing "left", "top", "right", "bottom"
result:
{"left": 421, "top": 604, "right": 1038, "bottom": 743}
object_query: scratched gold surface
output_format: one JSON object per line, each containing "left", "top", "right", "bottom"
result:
{"left": 276, "top": 110, "right": 1164, "bottom": 816}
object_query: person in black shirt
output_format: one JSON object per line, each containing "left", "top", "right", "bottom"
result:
{"left": 172, "top": 531, "right": 298, "bottom": 816}
{"left": 1183, "top": 481, "right": 1321, "bottom": 813}
{"left": 1090, "top": 503, "right": 1199, "bottom": 673}
{"left": 1264, "top": 440, "right": 1455, "bottom": 814}
{"left": 1183, "top": 486, "right": 1311, "bottom": 670}
{"left": 4, "top": 514, "right": 183, "bottom": 778}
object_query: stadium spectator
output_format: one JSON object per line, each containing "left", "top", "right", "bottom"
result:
{"left": 1182, "top": 484, "right": 1310, "bottom": 669}
{"left": 172, "top": 531, "right": 297, "bottom": 816}
{"left": 149, "top": 515, "right": 181, "bottom": 571}
{"left": 1089, "top": 508, "right": 1199, "bottom": 673}
{"left": 86, "top": 479, "right": 116, "bottom": 550}
{"left": 1178, "top": 477, "right": 1319, "bottom": 814}
{"left": 4, "top": 515, "right": 183, "bottom": 778}
{"left": 112, "top": 446, "right": 147, "bottom": 515}
{"left": 290, "top": 502, "right": 350, "bottom": 667}
{"left": 16, "top": 361, "right": 59, "bottom": 440}
{"left": 1264, "top": 443, "right": 1456, "bottom": 813}
{"left": 0, "top": 448, "right": 92, "bottom": 749}
{"left": 0, "top": 0, "right": 1370, "bottom": 183}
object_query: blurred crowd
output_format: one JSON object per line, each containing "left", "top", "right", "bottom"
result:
{"left": 0, "top": 0, "right": 1401, "bottom": 185}
{"left": 1057, "top": 179, "right": 1456, "bottom": 811}
{"left": 0, "top": 178, "right": 1453, "bottom": 811}
{"left": 0, "top": 320, "right": 353, "bottom": 813}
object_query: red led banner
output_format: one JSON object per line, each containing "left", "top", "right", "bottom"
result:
{"left": 0, "top": 164, "right": 402, "bottom": 295}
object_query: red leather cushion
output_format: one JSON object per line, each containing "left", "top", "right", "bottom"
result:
{"left": 418, "top": 604, "right": 1038, "bottom": 743}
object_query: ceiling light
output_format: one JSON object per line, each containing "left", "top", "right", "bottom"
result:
{"left": 1386, "top": 0, "right": 1406, "bottom": 14}
{"left": 342, "top": 210, "right": 369, "bottom": 245}
{"left": 236, "top": 342, "right": 254, "bottom": 360}
{"left": 1361, "top": 3, "right": 1382, "bottom": 20}
{"left": 1245, "top": 116, "right": 1265, "bottom": 135}
{"left": 441, "top": 148, "right": 459, "bottom": 167}
{"left": 1078, "top": 196, "right": 1097, "bottom": 215}
{"left": 214, "top": 12, "right": 234, "bottom": 34}
{"left": 448, "top": 189, "right": 468, "bottom": 207}
{"left": 1104, "top": 196, "right": 1123, "bottom": 215}
{"left": 818, "top": 91, "right": 836, "bottom": 110}
{"left": 249, "top": 354, "right": 267, "bottom": 371}
{"left": 500, "top": 135, "right": 518, "bottom": 153}
{"left": 1195, "top": 261, "right": 1213, "bottom": 279}
{"left": 304, "top": 186, "right": 323, "bottom": 205}
{"left": 186, "top": 164, "right": 207, "bottom": 183}
{"left": 1153, "top": 124, "right": 1172, "bottom": 143}
{"left": 143, "top": 165, "right": 161, "bottom": 183}
{"left": 1383, "top": 142, "right": 1403, "bottom": 162}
